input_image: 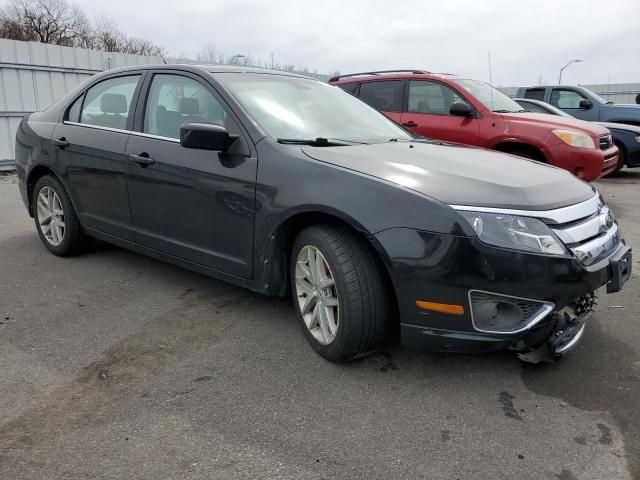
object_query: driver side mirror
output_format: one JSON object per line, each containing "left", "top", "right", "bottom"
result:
{"left": 579, "top": 99, "right": 593, "bottom": 110}
{"left": 449, "top": 102, "right": 474, "bottom": 117}
{"left": 180, "top": 123, "right": 238, "bottom": 151}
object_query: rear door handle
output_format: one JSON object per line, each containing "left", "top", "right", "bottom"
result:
{"left": 129, "top": 153, "right": 155, "bottom": 167}
{"left": 53, "top": 137, "right": 70, "bottom": 149}
{"left": 401, "top": 121, "right": 418, "bottom": 128}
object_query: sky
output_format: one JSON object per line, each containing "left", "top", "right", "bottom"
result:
{"left": 77, "top": 0, "right": 640, "bottom": 87}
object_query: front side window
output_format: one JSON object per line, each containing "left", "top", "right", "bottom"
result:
{"left": 550, "top": 89, "right": 587, "bottom": 109}
{"left": 144, "top": 74, "right": 231, "bottom": 139}
{"left": 358, "top": 80, "right": 403, "bottom": 112}
{"left": 79, "top": 75, "right": 140, "bottom": 129}
{"left": 408, "top": 80, "right": 468, "bottom": 115}
{"left": 222, "top": 74, "right": 411, "bottom": 143}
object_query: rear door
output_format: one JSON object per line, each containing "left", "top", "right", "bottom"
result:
{"left": 357, "top": 80, "right": 404, "bottom": 124}
{"left": 400, "top": 80, "right": 480, "bottom": 145}
{"left": 522, "top": 88, "right": 547, "bottom": 102}
{"left": 125, "top": 71, "right": 257, "bottom": 278}
{"left": 52, "top": 73, "right": 143, "bottom": 240}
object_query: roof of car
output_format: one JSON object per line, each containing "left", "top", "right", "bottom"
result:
{"left": 92, "top": 63, "right": 312, "bottom": 80}
{"left": 329, "top": 70, "right": 460, "bottom": 83}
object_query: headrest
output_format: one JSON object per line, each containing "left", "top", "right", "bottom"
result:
{"left": 179, "top": 97, "right": 199, "bottom": 115}
{"left": 101, "top": 93, "right": 127, "bottom": 114}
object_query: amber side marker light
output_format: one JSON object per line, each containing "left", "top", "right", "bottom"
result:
{"left": 416, "top": 301, "right": 465, "bottom": 315}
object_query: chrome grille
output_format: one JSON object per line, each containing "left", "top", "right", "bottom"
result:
{"left": 599, "top": 133, "right": 613, "bottom": 150}
{"left": 546, "top": 195, "right": 619, "bottom": 266}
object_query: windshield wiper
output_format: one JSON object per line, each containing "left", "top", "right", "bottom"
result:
{"left": 277, "top": 137, "right": 356, "bottom": 146}
{"left": 492, "top": 109, "right": 518, "bottom": 113}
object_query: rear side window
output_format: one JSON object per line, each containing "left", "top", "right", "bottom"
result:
{"left": 550, "top": 88, "right": 587, "bottom": 109}
{"left": 408, "top": 80, "right": 468, "bottom": 115}
{"left": 524, "top": 89, "right": 545, "bottom": 101}
{"left": 79, "top": 75, "right": 141, "bottom": 130}
{"left": 358, "top": 80, "right": 403, "bottom": 112}
{"left": 336, "top": 83, "right": 358, "bottom": 95}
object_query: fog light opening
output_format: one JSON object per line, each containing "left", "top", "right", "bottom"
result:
{"left": 469, "top": 290, "right": 554, "bottom": 334}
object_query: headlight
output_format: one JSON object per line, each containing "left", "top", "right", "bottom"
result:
{"left": 552, "top": 129, "right": 596, "bottom": 149}
{"left": 459, "top": 211, "right": 567, "bottom": 256}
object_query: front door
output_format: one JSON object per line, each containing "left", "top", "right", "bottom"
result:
{"left": 400, "top": 80, "right": 480, "bottom": 145}
{"left": 125, "top": 72, "right": 257, "bottom": 278}
{"left": 549, "top": 88, "right": 599, "bottom": 121}
{"left": 53, "top": 74, "right": 142, "bottom": 240}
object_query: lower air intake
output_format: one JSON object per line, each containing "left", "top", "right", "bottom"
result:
{"left": 469, "top": 290, "right": 554, "bottom": 334}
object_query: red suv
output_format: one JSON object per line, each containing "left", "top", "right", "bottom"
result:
{"left": 330, "top": 70, "right": 619, "bottom": 181}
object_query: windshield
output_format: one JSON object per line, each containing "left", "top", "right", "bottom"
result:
{"left": 581, "top": 87, "right": 609, "bottom": 105}
{"left": 220, "top": 74, "right": 412, "bottom": 143}
{"left": 456, "top": 79, "right": 524, "bottom": 113}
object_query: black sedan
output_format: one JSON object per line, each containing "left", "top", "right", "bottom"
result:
{"left": 515, "top": 97, "right": 640, "bottom": 173}
{"left": 15, "top": 65, "right": 632, "bottom": 362}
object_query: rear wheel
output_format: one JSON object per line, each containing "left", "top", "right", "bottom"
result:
{"left": 33, "top": 175, "right": 88, "bottom": 256}
{"left": 290, "top": 224, "right": 389, "bottom": 361}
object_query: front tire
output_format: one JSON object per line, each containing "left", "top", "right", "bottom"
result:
{"left": 290, "top": 224, "right": 389, "bottom": 362}
{"left": 33, "top": 175, "right": 87, "bottom": 256}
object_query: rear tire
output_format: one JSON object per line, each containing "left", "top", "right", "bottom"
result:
{"left": 290, "top": 224, "right": 389, "bottom": 362}
{"left": 33, "top": 175, "right": 88, "bottom": 256}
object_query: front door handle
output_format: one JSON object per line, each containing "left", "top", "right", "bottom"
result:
{"left": 53, "top": 137, "right": 70, "bottom": 149}
{"left": 401, "top": 121, "right": 418, "bottom": 128}
{"left": 129, "top": 153, "right": 155, "bottom": 167}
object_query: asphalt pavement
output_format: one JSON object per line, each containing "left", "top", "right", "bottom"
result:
{"left": 0, "top": 169, "right": 638, "bottom": 480}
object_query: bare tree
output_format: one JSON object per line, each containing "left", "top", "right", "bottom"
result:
{"left": 0, "top": 0, "right": 89, "bottom": 45}
{"left": 197, "top": 42, "right": 219, "bottom": 64}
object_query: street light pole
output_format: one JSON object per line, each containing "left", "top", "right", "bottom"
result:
{"left": 558, "top": 59, "right": 583, "bottom": 84}
{"left": 229, "top": 54, "right": 246, "bottom": 65}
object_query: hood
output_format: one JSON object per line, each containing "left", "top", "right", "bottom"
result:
{"left": 497, "top": 112, "right": 610, "bottom": 136}
{"left": 301, "top": 142, "right": 595, "bottom": 211}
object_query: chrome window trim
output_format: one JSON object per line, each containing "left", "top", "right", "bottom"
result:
{"left": 451, "top": 193, "right": 601, "bottom": 225}
{"left": 63, "top": 121, "right": 180, "bottom": 143}
{"left": 468, "top": 289, "right": 555, "bottom": 335}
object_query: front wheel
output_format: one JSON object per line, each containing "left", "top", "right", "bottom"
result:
{"left": 290, "top": 224, "right": 389, "bottom": 362}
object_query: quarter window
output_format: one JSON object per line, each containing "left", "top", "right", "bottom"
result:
{"left": 79, "top": 75, "right": 140, "bottom": 129}
{"left": 67, "top": 95, "right": 83, "bottom": 122}
{"left": 143, "top": 74, "right": 232, "bottom": 139}
{"left": 336, "top": 83, "right": 358, "bottom": 95}
{"left": 550, "top": 89, "right": 587, "bottom": 109}
{"left": 358, "top": 80, "right": 403, "bottom": 112}
{"left": 408, "top": 80, "right": 469, "bottom": 115}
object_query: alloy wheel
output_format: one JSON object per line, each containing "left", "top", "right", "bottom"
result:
{"left": 295, "top": 245, "right": 339, "bottom": 345}
{"left": 36, "top": 186, "right": 65, "bottom": 246}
